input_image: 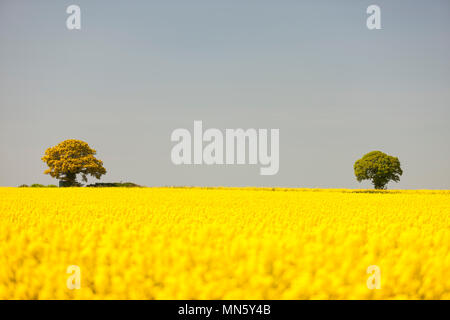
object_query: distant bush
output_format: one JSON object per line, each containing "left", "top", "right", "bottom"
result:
{"left": 86, "top": 182, "right": 142, "bottom": 188}
{"left": 21, "top": 184, "right": 60, "bottom": 188}
{"left": 21, "top": 182, "right": 142, "bottom": 188}
{"left": 350, "top": 190, "right": 400, "bottom": 194}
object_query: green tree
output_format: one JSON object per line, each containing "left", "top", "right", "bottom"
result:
{"left": 354, "top": 151, "right": 403, "bottom": 190}
{"left": 42, "top": 139, "right": 106, "bottom": 187}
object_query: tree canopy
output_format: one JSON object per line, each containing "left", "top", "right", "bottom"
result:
{"left": 354, "top": 151, "right": 403, "bottom": 190}
{"left": 42, "top": 139, "right": 106, "bottom": 186}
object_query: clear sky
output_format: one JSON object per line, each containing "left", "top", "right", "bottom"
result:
{"left": 1, "top": 0, "right": 449, "bottom": 188}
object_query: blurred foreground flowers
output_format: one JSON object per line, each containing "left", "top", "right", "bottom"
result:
{"left": 0, "top": 187, "right": 449, "bottom": 299}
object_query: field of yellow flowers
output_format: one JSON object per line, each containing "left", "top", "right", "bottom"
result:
{"left": 0, "top": 187, "right": 449, "bottom": 299}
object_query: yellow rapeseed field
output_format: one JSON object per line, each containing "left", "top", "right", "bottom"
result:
{"left": 0, "top": 187, "right": 449, "bottom": 299}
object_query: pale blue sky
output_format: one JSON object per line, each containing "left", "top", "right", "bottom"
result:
{"left": 1, "top": 0, "right": 449, "bottom": 188}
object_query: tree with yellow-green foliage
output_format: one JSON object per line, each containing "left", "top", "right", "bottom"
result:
{"left": 354, "top": 151, "right": 403, "bottom": 190}
{"left": 42, "top": 139, "right": 106, "bottom": 187}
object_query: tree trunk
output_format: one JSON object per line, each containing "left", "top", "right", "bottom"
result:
{"left": 60, "top": 173, "right": 77, "bottom": 187}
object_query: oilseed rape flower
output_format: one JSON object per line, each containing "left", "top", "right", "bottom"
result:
{"left": 0, "top": 187, "right": 449, "bottom": 299}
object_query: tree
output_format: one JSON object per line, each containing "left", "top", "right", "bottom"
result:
{"left": 42, "top": 139, "right": 106, "bottom": 187}
{"left": 354, "top": 151, "right": 403, "bottom": 190}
